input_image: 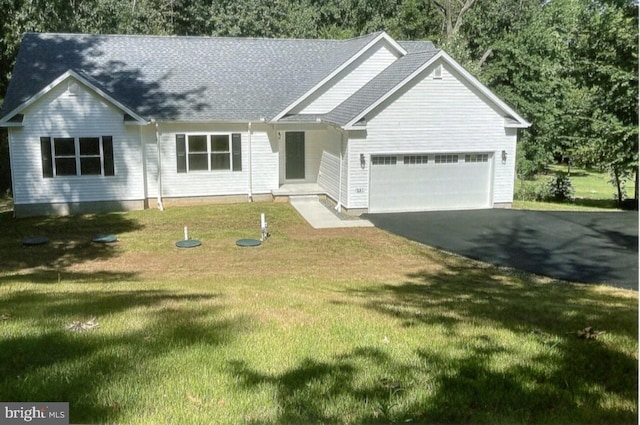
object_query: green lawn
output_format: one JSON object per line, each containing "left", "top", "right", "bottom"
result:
{"left": 515, "top": 165, "right": 637, "bottom": 211}
{"left": 0, "top": 202, "right": 637, "bottom": 424}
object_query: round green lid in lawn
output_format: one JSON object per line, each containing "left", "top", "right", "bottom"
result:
{"left": 236, "top": 238, "right": 261, "bottom": 247}
{"left": 22, "top": 236, "right": 49, "bottom": 246}
{"left": 176, "top": 239, "right": 201, "bottom": 248}
{"left": 92, "top": 234, "right": 118, "bottom": 243}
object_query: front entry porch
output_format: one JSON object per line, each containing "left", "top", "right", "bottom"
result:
{"left": 272, "top": 183, "right": 327, "bottom": 199}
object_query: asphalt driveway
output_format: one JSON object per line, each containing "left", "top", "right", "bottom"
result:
{"left": 364, "top": 209, "right": 638, "bottom": 290}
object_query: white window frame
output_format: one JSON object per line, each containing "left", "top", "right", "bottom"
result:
{"left": 434, "top": 154, "right": 459, "bottom": 164}
{"left": 464, "top": 153, "right": 489, "bottom": 163}
{"left": 50, "top": 136, "right": 109, "bottom": 177}
{"left": 185, "top": 133, "right": 232, "bottom": 172}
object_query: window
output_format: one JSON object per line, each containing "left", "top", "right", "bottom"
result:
{"left": 434, "top": 154, "right": 458, "bottom": 164}
{"left": 79, "top": 137, "right": 102, "bottom": 175}
{"left": 54, "top": 138, "right": 77, "bottom": 176}
{"left": 371, "top": 155, "right": 397, "bottom": 165}
{"left": 188, "top": 135, "right": 209, "bottom": 171}
{"left": 404, "top": 155, "right": 429, "bottom": 164}
{"left": 465, "top": 154, "right": 489, "bottom": 163}
{"left": 40, "top": 136, "right": 114, "bottom": 178}
{"left": 176, "top": 133, "right": 242, "bottom": 173}
{"left": 210, "top": 135, "right": 230, "bottom": 170}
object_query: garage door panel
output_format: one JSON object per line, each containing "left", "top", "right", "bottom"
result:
{"left": 369, "top": 153, "right": 492, "bottom": 213}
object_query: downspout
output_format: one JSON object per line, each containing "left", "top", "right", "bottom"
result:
{"left": 336, "top": 130, "right": 345, "bottom": 213}
{"left": 248, "top": 122, "right": 253, "bottom": 201}
{"left": 153, "top": 120, "right": 164, "bottom": 211}
{"left": 7, "top": 129, "right": 16, "bottom": 218}
{"left": 140, "top": 124, "right": 148, "bottom": 207}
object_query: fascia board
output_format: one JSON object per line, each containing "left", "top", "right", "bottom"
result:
{"left": 272, "top": 32, "right": 407, "bottom": 123}
{"left": 344, "top": 50, "right": 531, "bottom": 129}
{"left": 0, "top": 70, "right": 148, "bottom": 125}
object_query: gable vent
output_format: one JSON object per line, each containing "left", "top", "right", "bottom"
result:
{"left": 433, "top": 65, "right": 443, "bottom": 80}
{"left": 68, "top": 81, "right": 79, "bottom": 96}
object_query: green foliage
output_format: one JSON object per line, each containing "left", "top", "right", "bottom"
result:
{"left": 546, "top": 173, "right": 575, "bottom": 202}
{"left": 515, "top": 179, "right": 550, "bottom": 202}
{"left": 0, "top": 0, "right": 637, "bottom": 202}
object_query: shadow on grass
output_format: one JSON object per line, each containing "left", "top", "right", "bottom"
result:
{"left": 0, "top": 289, "right": 245, "bottom": 424}
{"left": 230, "top": 262, "right": 637, "bottom": 424}
{"left": 362, "top": 265, "right": 637, "bottom": 424}
{"left": 229, "top": 347, "right": 417, "bottom": 424}
{"left": 0, "top": 211, "right": 143, "bottom": 275}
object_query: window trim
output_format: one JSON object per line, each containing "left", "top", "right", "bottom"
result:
{"left": 403, "top": 155, "right": 429, "bottom": 165}
{"left": 177, "top": 133, "right": 242, "bottom": 173}
{"left": 371, "top": 155, "right": 397, "bottom": 166}
{"left": 464, "top": 153, "right": 489, "bottom": 163}
{"left": 434, "top": 154, "right": 459, "bottom": 164}
{"left": 42, "top": 135, "right": 114, "bottom": 178}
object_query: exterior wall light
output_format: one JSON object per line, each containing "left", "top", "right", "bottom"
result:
{"left": 360, "top": 153, "right": 366, "bottom": 169}
{"left": 501, "top": 150, "right": 507, "bottom": 163}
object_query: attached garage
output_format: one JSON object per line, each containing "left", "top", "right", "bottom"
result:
{"left": 369, "top": 153, "right": 493, "bottom": 213}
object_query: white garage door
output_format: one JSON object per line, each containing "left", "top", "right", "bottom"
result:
{"left": 369, "top": 153, "right": 493, "bottom": 213}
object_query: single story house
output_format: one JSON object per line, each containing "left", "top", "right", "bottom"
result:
{"left": 0, "top": 31, "right": 530, "bottom": 217}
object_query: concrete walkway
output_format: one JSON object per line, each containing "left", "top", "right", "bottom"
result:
{"left": 289, "top": 196, "right": 374, "bottom": 229}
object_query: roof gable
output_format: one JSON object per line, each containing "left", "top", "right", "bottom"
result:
{"left": 0, "top": 32, "right": 529, "bottom": 130}
{"left": 0, "top": 69, "right": 146, "bottom": 125}
{"left": 336, "top": 50, "right": 530, "bottom": 129}
{"left": 0, "top": 32, "right": 382, "bottom": 122}
{"left": 271, "top": 31, "right": 406, "bottom": 121}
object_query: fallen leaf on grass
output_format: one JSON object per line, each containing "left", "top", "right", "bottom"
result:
{"left": 65, "top": 318, "right": 99, "bottom": 332}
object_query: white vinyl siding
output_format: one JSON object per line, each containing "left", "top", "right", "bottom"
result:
{"left": 295, "top": 40, "right": 400, "bottom": 114}
{"left": 346, "top": 60, "right": 517, "bottom": 211}
{"left": 9, "top": 78, "right": 143, "bottom": 206}
{"left": 153, "top": 123, "right": 277, "bottom": 199}
{"left": 317, "top": 133, "right": 343, "bottom": 201}
{"left": 249, "top": 125, "right": 278, "bottom": 195}
{"left": 278, "top": 127, "right": 342, "bottom": 187}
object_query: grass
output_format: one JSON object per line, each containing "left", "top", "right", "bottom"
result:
{"left": 514, "top": 165, "right": 637, "bottom": 211}
{"left": 0, "top": 202, "right": 637, "bottom": 424}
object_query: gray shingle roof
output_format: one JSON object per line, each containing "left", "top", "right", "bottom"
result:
{"left": 1, "top": 32, "right": 385, "bottom": 121}
{"left": 322, "top": 48, "right": 439, "bottom": 127}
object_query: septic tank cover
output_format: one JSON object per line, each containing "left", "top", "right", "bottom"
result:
{"left": 236, "top": 238, "right": 261, "bottom": 247}
{"left": 176, "top": 239, "right": 202, "bottom": 248}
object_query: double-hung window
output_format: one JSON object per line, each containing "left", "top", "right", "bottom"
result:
{"left": 176, "top": 133, "right": 242, "bottom": 173}
{"left": 40, "top": 136, "right": 115, "bottom": 178}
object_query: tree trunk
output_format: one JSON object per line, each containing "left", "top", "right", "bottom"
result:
{"left": 613, "top": 168, "right": 623, "bottom": 207}
{"left": 433, "top": 0, "right": 478, "bottom": 40}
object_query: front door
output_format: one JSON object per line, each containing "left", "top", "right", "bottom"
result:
{"left": 285, "top": 131, "right": 305, "bottom": 180}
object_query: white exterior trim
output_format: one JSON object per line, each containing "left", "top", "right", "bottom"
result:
{"left": 343, "top": 51, "right": 531, "bottom": 130}
{"left": 272, "top": 32, "right": 407, "bottom": 122}
{"left": 0, "top": 70, "right": 148, "bottom": 126}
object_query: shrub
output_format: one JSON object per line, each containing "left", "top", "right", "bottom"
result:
{"left": 546, "top": 174, "right": 575, "bottom": 202}
{"left": 515, "top": 180, "right": 550, "bottom": 202}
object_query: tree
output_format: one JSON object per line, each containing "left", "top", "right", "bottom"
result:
{"left": 566, "top": 0, "right": 638, "bottom": 205}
